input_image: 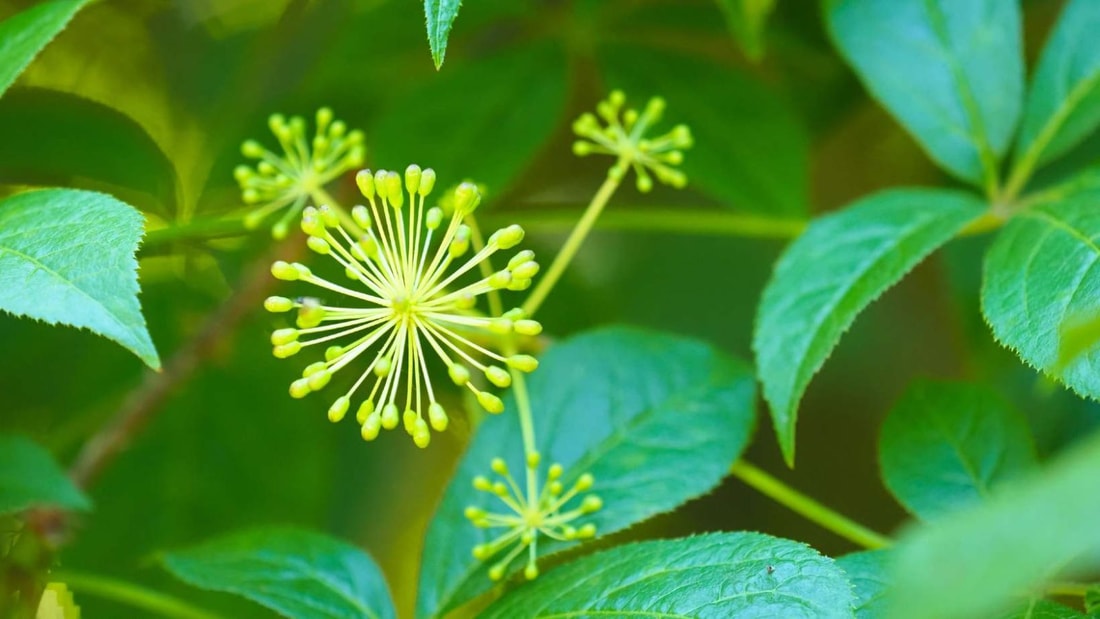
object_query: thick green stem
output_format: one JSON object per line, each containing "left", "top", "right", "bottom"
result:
{"left": 486, "top": 208, "right": 805, "bottom": 240}
{"left": 57, "top": 572, "right": 223, "bottom": 619}
{"left": 729, "top": 460, "right": 892, "bottom": 549}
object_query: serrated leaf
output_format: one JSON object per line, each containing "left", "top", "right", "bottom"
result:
{"left": 754, "top": 189, "right": 984, "bottom": 465}
{"left": 826, "top": 0, "right": 1023, "bottom": 188}
{"left": 481, "top": 532, "right": 855, "bottom": 618}
{"left": 0, "top": 189, "right": 158, "bottom": 368}
{"left": 599, "top": 45, "right": 810, "bottom": 216}
{"left": 836, "top": 550, "right": 890, "bottom": 619}
{"left": 1015, "top": 0, "right": 1100, "bottom": 171}
{"left": 890, "top": 429, "right": 1100, "bottom": 619}
{"left": 982, "top": 195, "right": 1100, "bottom": 400}
{"left": 371, "top": 42, "right": 566, "bottom": 199}
{"left": 998, "top": 601, "right": 1086, "bottom": 619}
{"left": 0, "top": 435, "right": 90, "bottom": 515}
{"left": 424, "top": 0, "right": 462, "bottom": 69}
{"left": 879, "top": 381, "right": 1038, "bottom": 520}
{"left": 715, "top": 0, "right": 777, "bottom": 61}
{"left": 162, "top": 527, "right": 396, "bottom": 619}
{"left": 0, "top": 0, "right": 88, "bottom": 97}
{"left": 416, "top": 326, "right": 757, "bottom": 618}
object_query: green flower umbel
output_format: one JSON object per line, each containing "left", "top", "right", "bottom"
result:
{"left": 235, "top": 108, "right": 365, "bottom": 238}
{"left": 265, "top": 166, "right": 542, "bottom": 447}
{"left": 466, "top": 454, "right": 601, "bottom": 581}
{"left": 572, "top": 90, "right": 693, "bottom": 192}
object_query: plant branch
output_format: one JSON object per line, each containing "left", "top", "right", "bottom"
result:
{"left": 57, "top": 571, "right": 224, "bottom": 619}
{"left": 485, "top": 207, "right": 806, "bottom": 240}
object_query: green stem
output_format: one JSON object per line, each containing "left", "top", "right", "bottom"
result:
{"left": 56, "top": 571, "right": 224, "bottom": 619}
{"left": 486, "top": 207, "right": 805, "bottom": 240}
{"left": 521, "top": 162, "right": 626, "bottom": 317}
{"left": 144, "top": 216, "right": 247, "bottom": 248}
{"left": 729, "top": 460, "right": 892, "bottom": 550}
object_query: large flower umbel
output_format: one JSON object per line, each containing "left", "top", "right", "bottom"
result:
{"left": 265, "top": 166, "right": 542, "bottom": 447}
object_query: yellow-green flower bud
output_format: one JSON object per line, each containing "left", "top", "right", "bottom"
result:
{"left": 289, "top": 378, "right": 311, "bottom": 398}
{"left": 507, "top": 278, "right": 532, "bottom": 292}
{"left": 271, "top": 261, "right": 300, "bottom": 281}
{"left": 491, "top": 458, "right": 508, "bottom": 475}
{"left": 306, "top": 369, "right": 331, "bottom": 391}
{"left": 488, "top": 564, "right": 505, "bottom": 581}
{"left": 384, "top": 171, "right": 404, "bottom": 208}
{"left": 527, "top": 451, "right": 541, "bottom": 469}
{"left": 425, "top": 207, "right": 443, "bottom": 230}
{"left": 351, "top": 205, "right": 371, "bottom": 230}
{"left": 506, "top": 354, "right": 538, "bottom": 372}
{"left": 264, "top": 296, "right": 294, "bottom": 313}
{"left": 577, "top": 524, "right": 597, "bottom": 538}
{"left": 490, "top": 224, "right": 525, "bottom": 249}
{"left": 324, "top": 345, "right": 343, "bottom": 361}
{"left": 356, "top": 169, "right": 375, "bottom": 200}
{"left": 449, "top": 363, "right": 470, "bottom": 386}
{"left": 477, "top": 391, "right": 504, "bottom": 414}
{"left": 328, "top": 396, "right": 350, "bottom": 422}
{"left": 453, "top": 182, "right": 480, "bottom": 214}
{"left": 356, "top": 399, "right": 375, "bottom": 424}
{"left": 302, "top": 361, "right": 327, "bottom": 377}
{"left": 405, "top": 164, "right": 422, "bottom": 195}
{"left": 514, "top": 319, "right": 542, "bottom": 336}
{"left": 273, "top": 341, "right": 301, "bottom": 358}
{"left": 307, "top": 236, "right": 330, "bottom": 254}
{"left": 428, "top": 402, "right": 448, "bottom": 431}
{"left": 507, "top": 250, "right": 535, "bottom": 270}
{"left": 374, "top": 356, "right": 392, "bottom": 377}
{"left": 381, "top": 403, "right": 399, "bottom": 429}
{"left": 548, "top": 463, "right": 563, "bottom": 480}
{"left": 473, "top": 476, "right": 492, "bottom": 491}
{"left": 487, "top": 270, "right": 512, "bottom": 289}
{"left": 318, "top": 205, "right": 339, "bottom": 227}
{"left": 361, "top": 413, "right": 381, "bottom": 441}
{"left": 510, "top": 261, "right": 539, "bottom": 279}
{"left": 524, "top": 564, "right": 539, "bottom": 580}
{"left": 297, "top": 303, "right": 325, "bottom": 329}
{"left": 271, "top": 328, "right": 298, "bottom": 346}
{"left": 413, "top": 417, "right": 430, "bottom": 448}
{"left": 582, "top": 495, "right": 603, "bottom": 513}
{"left": 449, "top": 226, "right": 471, "bottom": 257}
{"left": 403, "top": 408, "right": 418, "bottom": 435}
{"left": 576, "top": 473, "right": 594, "bottom": 491}
{"left": 488, "top": 318, "right": 513, "bottom": 335}
{"left": 485, "top": 366, "right": 511, "bottom": 388}
{"left": 241, "top": 140, "right": 265, "bottom": 158}
{"left": 419, "top": 168, "right": 436, "bottom": 196}
{"left": 272, "top": 220, "right": 290, "bottom": 240}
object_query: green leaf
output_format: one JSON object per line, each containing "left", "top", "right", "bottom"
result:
{"left": 0, "top": 189, "right": 159, "bottom": 368}
{"left": 0, "top": 435, "right": 90, "bottom": 514}
{"left": 715, "top": 0, "right": 777, "bottom": 61}
{"left": 480, "top": 532, "right": 855, "bottom": 618}
{"left": 599, "top": 45, "right": 810, "bottom": 216}
{"left": 890, "top": 429, "right": 1100, "bottom": 619}
{"left": 982, "top": 194, "right": 1100, "bottom": 400}
{"left": 879, "top": 381, "right": 1038, "bottom": 520}
{"left": 424, "top": 0, "right": 462, "bottom": 69}
{"left": 0, "top": 0, "right": 88, "bottom": 97}
{"left": 371, "top": 42, "right": 566, "bottom": 198}
{"left": 1015, "top": 0, "right": 1100, "bottom": 171}
{"left": 997, "top": 601, "right": 1086, "bottom": 619}
{"left": 1087, "top": 587, "right": 1100, "bottom": 614}
{"left": 162, "top": 527, "right": 396, "bottom": 619}
{"left": 826, "top": 0, "right": 1023, "bottom": 188}
{"left": 836, "top": 550, "right": 890, "bottom": 619}
{"left": 416, "top": 326, "right": 757, "bottom": 618}
{"left": 754, "top": 189, "right": 984, "bottom": 465}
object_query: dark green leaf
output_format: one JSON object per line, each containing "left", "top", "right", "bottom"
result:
{"left": 997, "top": 601, "right": 1086, "bottom": 619}
{"left": 826, "top": 0, "right": 1023, "bottom": 188}
{"left": 754, "top": 189, "right": 984, "bottom": 465}
{"left": 162, "top": 527, "right": 395, "bottom": 619}
{"left": 836, "top": 550, "right": 890, "bottom": 619}
{"left": 879, "top": 381, "right": 1037, "bottom": 520}
{"left": 371, "top": 42, "right": 567, "bottom": 198}
{"left": 0, "top": 0, "right": 88, "bottom": 96}
{"left": 1015, "top": 0, "right": 1100, "bottom": 171}
{"left": 983, "top": 195, "right": 1100, "bottom": 400}
{"left": 424, "top": 0, "right": 462, "bottom": 69}
{"left": 0, "top": 189, "right": 159, "bottom": 368}
{"left": 599, "top": 45, "right": 810, "bottom": 216}
{"left": 0, "top": 435, "right": 90, "bottom": 514}
{"left": 481, "top": 532, "right": 855, "bottom": 618}
{"left": 416, "top": 326, "right": 757, "bottom": 618}
{"left": 715, "top": 0, "right": 777, "bottom": 61}
{"left": 890, "top": 429, "right": 1100, "bottom": 619}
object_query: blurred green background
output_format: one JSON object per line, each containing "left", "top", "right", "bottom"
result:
{"left": 1, "top": 0, "right": 1098, "bottom": 616}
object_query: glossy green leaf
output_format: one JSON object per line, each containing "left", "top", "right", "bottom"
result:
{"left": 416, "top": 326, "right": 757, "bottom": 618}
{"left": 879, "top": 381, "right": 1037, "bottom": 520}
{"left": 599, "top": 45, "right": 809, "bottom": 216}
{"left": 715, "top": 0, "right": 776, "bottom": 61}
{"left": 162, "top": 527, "right": 395, "bottom": 619}
{"left": 0, "top": 435, "right": 90, "bottom": 514}
{"left": 754, "top": 189, "right": 984, "bottom": 465}
{"left": 481, "top": 532, "right": 855, "bottom": 618}
{"left": 371, "top": 42, "right": 566, "bottom": 198}
{"left": 890, "top": 429, "right": 1100, "bottom": 619}
{"left": 998, "top": 601, "right": 1086, "bottom": 619}
{"left": 0, "top": 189, "right": 159, "bottom": 368}
{"left": 1015, "top": 0, "right": 1100, "bottom": 171}
{"left": 826, "top": 0, "right": 1023, "bottom": 188}
{"left": 424, "top": 0, "right": 462, "bottom": 69}
{"left": 836, "top": 550, "right": 890, "bottom": 619}
{"left": 0, "top": 0, "right": 88, "bottom": 96}
{"left": 983, "top": 194, "right": 1100, "bottom": 400}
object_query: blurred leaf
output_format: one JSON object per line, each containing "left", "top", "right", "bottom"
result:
{"left": 424, "top": 0, "right": 462, "bottom": 69}
{"left": 715, "top": 0, "right": 776, "bottom": 61}
{"left": 0, "top": 0, "right": 88, "bottom": 97}
{"left": 890, "top": 429, "right": 1100, "bottom": 619}
{"left": 1016, "top": 0, "right": 1100, "bottom": 171}
{"left": 998, "top": 601, "right": 1086, "bottom": 619}
{"left": 480, "top": 532, "right": 855, "bottom": 618}
{"left": 0, "top": 189, "right": 159, "bottom": 368}
{"left": 417, "top": 326, "right": 757, "bottom": 618}
{"left": 879, "top": 381, "right": 1037, "bottom": 520}
{"left": 754, "top": 189, "right": 984, "bottom": 465}
{"left": 0, "top": 435, "right": 89, "bottom": 514}
{"left": 163, "top": 527, "right": 395, "bottom": 619}
{"left": 983, "top": 193, "right": 1100, "bottom": 401}
{"left": 826, "top": 0, "right": 1023, "bottom": 188}
{"left": 1086, "top": 587, "right": 1100, "bottom": 614}
{"left": 371, "top": 42, "right": 567, "bottom": 197}
{"left": 835, "top": 550, "right": 890, "bottom": 619}
{"left": 599, "top": 46, "right": 809, "bottom": 216}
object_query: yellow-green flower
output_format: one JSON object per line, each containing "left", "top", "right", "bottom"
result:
{"left": 265, "top": 166, "right": 542, "bottom": 447}
{"left": 235, "top": 108, "right": 365, "bottom": 238}
{"left": 36, "top": 583, "right": 80, "bottom": 619}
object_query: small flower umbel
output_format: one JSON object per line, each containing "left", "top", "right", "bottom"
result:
{"left": 265, "top": 166, "right": 543, "bottom": 447}
{"left": 235, "top": 108, "right": 365, "bottom": 238}
{"left": 572, "top": 90, "right": 693, "bottom": 192}
{"left": 465, "top": 454, "right": 601, "bottom": 581}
